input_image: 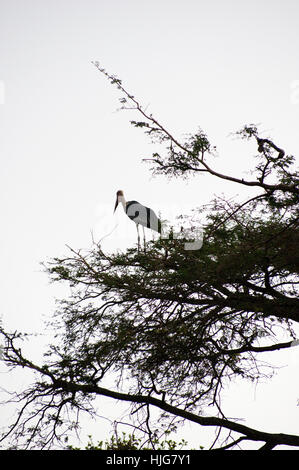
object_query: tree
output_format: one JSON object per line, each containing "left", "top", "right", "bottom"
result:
{"left": 66, "top": 432, "right": 189, "bottom": 450}
{"left": 0, "top": 64, "right": 298, "bottom": 450}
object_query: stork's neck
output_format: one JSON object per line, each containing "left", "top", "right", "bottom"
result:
{"left": 118, "top": 194, "right": 126, "bottom": 211}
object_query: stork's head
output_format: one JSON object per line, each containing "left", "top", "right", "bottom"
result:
{"left": 114, "top": 190, "right": 124, "bottom": 213}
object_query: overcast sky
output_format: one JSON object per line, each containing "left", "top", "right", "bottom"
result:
{"left": 0, "top": 0, "right": 299, "bottom": 449}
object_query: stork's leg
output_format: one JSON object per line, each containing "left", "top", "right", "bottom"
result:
{"left": 142, "top": 226, "right": 146, "bottom": 252}
{"left": 136, "top": 224, "right": 140, "bottom": 252}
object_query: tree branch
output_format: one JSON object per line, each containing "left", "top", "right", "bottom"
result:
{"left": 50, "top": 377, "right": 299, "bottom": 448}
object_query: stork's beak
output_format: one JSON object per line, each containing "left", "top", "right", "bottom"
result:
{"left": 113, "top": 195, "right": 119, "bottom": 213}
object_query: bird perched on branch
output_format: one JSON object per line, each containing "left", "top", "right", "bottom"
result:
{"left": 114, "top": 190, "right": 162, "bottom": 251}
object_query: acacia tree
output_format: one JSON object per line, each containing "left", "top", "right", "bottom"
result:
{"left": 0, "top": 64, "right": 298, "bottom": 450}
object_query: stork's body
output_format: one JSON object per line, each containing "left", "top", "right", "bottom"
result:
{"left": 114, "top": 190, "right": 161, "bottom": 250}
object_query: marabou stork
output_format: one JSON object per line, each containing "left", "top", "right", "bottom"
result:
{"left": 114, "top": 190, "right": 162, "bottom": 251}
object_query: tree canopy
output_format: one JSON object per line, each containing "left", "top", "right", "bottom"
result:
{"left": 0, "top": 64, "right": 298, "bottom": 450}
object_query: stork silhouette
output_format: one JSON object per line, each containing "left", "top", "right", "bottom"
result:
{"left": 114, "top": 190, "right": 161, "bottom": 251}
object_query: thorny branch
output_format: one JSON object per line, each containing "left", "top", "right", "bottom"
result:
{"left": 92, "top": 62, "right": 299, "bottom": 197}
{"left": 1, "top": 330, "right": 299, "bottom": 449}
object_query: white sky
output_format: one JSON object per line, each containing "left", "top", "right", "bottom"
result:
{"left": 0, "top": 0, "right": 299, "bottom": 449}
